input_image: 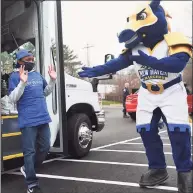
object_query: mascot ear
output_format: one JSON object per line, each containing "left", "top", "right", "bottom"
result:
{"left": 150, "top": 0, "right": 161, "bottom": 9}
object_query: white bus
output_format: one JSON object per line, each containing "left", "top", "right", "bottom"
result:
{"left": 1, "top": 0, "right": 111, "bottom": 171}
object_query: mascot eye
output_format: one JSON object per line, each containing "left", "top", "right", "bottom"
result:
{"left": 127, "top": 17, "right": 129, "bottom": 22}
{"left": 137, "top": 12, "right": 147, "bottom": 20}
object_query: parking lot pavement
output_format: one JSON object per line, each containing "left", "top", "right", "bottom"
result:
{"left": 2, "top": 107, "right": 190, "bottom": 193}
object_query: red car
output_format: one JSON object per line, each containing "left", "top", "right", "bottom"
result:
{"left": 126, "top": 90, "right": 193, "bottom": 121}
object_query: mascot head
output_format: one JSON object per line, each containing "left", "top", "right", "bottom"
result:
{"left": 118, "top": 0, "right": 172, "bottom": 49}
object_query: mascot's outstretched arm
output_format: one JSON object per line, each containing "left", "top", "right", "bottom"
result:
{"left": 78, "top": 50, "right": 133, "bottom": 77}
{"left": 130, "top": 51, "right": 190, "bottom": 73}
{"left": 130, "top": 33, "right": 192, "bottom": 73}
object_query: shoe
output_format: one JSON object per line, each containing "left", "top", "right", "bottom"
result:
{"left": 177, "top": 171, "right": 192, "bottom": 193}
{"left": 20, "top": 166, "right": 26, "bottom": 178}
{"left": 27, "top": 186, "right": 43, "bottom": 193}
{"left": 139, "top": 168, "right": 169, "bottom": 187}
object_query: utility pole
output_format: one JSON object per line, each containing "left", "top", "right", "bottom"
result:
{"left": 83, "top": 43, "right": 94, "bottom": 66}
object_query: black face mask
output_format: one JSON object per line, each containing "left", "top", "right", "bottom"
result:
{"left": 22, "top": 62, "right": 35, "bottom": 72}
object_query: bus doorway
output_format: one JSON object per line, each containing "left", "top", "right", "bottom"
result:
{"left": 1, "top": 0, "right": 68, "bottom": 171}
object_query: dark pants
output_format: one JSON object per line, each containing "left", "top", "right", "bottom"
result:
{"left": 21, "top": 123, "right": 51, "bottom": 189}
{"left": 139, "top": 108, "right": 193, "bottom": 172}
{"left": 123, "top": 101, "right": 126, "bottom": 115}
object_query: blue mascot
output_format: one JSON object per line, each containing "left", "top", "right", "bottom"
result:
{"left": 79, "top": 0, "right": 193, "bottom": 192}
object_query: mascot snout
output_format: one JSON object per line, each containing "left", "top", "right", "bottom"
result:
{"left": 118, "top": 29, "right": 140, "bottom": 49}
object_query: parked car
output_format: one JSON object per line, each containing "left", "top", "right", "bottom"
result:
{"left": 125, "top": 89, "right": 138, "bottom": 120}
{"left": 126, "top": 89, "right": 193, "bottom": 121}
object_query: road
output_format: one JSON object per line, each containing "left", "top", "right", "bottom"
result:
{"left": 2, "top": 107, "right": 184, "bottom": 193}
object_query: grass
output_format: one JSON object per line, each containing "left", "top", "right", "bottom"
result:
{"left": 102, "top": 100, "right": 121, "bottom": 105}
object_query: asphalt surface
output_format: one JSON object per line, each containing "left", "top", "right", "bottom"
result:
{"left": 2, "top": 106, "right": 191, "bottom": 193}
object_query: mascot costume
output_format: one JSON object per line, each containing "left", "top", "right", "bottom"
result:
{"left": 79, "top": 0, "right": 193, "bottom": 192}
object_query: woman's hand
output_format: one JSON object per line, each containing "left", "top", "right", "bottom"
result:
{"left": 19, "top": 65, "right": 28, "bottom": 83}
{"left": 48, "top": 65, "right": 57, "bottom": 80}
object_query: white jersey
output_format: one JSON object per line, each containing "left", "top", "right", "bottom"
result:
{"left": 132, "top": 40, "right": 181, "bottom": 85}
{"left": 131, "top": 41, "right": 190, "bottom": 129}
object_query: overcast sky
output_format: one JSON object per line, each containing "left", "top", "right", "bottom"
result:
{"left": 53, "top": 1, "right": 192, "bottom": 67}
